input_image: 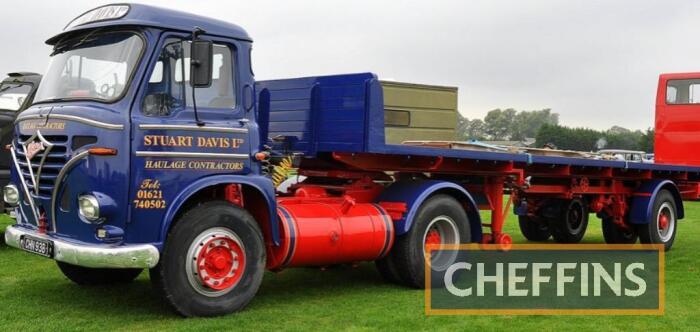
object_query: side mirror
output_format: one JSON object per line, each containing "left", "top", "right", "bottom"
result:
{"left": 243, "top": 84, "right": 254, "bottom": 111}
{"left": 190, "top": 40, "right": 213, "bottom": 88}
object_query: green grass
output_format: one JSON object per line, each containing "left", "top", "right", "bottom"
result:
{"left": 0, "top": 214, "right": 11, "bottom": 245}
{"left": 1, "top": 203, "right": 700, "bottom": 332}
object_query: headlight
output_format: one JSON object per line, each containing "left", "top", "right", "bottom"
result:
{"left": 3, "top": 185, "right": 19, "bottom": 205}
{"left": 78, "top": 195, "right": 101, "bottom": 222}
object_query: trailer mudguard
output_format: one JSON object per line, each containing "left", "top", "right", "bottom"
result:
{"left": 629, "top": 179, "right": 684, "bottom": 224}
{"left": 160, "top": 174, "right": 279, "bottom": 245}
{"left": 376, "top": 180, "right": 482, "bottom": 242}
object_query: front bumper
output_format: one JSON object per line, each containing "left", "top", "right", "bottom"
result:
{"left": 4, "top": 226, "right": 160, "bottom": 269}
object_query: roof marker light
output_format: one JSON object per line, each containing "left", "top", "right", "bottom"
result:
{"left": 65, "top": 5, "right": 130, "bottom": 30}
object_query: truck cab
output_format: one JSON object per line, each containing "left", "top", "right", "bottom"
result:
{"left": 655, "top": 72, "right": 700, "bottom": 166}
{"left": 0, "top": 72, "right": 41, "bottom": 209}
{"left": 3, "top": 4, "right": 269, "bottom": 314}
{"left": 6, "top": 6, "right": 260, "bottom": 238}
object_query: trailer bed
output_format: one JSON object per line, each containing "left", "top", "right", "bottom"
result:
{"left": 256, "top": 72, "right": 700, "bottom": 178}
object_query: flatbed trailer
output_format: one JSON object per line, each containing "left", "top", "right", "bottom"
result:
{"left": 3, "top": 4, "right": 698, "bottom": 317}
{"left": 258, "top": 72, "right": 700, "bottom": 251}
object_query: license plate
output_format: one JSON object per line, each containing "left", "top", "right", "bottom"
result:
{"left": 19, "top": 235, "right": 54, "bottom": 258}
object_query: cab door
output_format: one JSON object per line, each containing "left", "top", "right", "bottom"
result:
{"left": 128, "top": 34, "right": 251, "bottom": 243}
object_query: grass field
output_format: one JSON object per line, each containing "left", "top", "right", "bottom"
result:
{"left": 1, "top": 203, "right": 699, "bottom": 332}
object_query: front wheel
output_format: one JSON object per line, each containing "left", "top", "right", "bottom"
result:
{"left": 388, "top": 195, "right": 471, "bottom": 288}
{"left": 150, "top": 201, "right": 265, "bottom": 317}
{"left": 637, "top": 190, "right": 678, "bottom": 251}
{"left": 56, "top": 262, "right": 142, "bottom": 285}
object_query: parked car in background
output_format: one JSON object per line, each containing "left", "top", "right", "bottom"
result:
{"left": 598, "top": 149, "right": 653, "bottom": 163}
{"left": 0, "top": 72, "right": 41, "bottom": 210}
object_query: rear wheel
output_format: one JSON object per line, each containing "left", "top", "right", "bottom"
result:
{"left": 150, "top": 201, "right": 265, "bottom": 317}
{"left": 389, "top": 195, "right": 471, "bottom": 288}
{"left": 637, "top": 190, "right": 678, "bottom": 251}
{"left": 375, "top": 254, "right": 402, "bottom": 284}
{"left": 518, "top": 215, "right": 551, "bottom": 241}
{"left": 601, "top": 215, "right": 638, "bottom": 244}
{"left": 549, "top": 199, "right": 588, "bottom": 243}
{"left": 56, "top": 262, "right": 142, "bottom": 285}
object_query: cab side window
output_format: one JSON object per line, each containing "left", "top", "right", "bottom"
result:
{"left": 667, "top": 79, "right": 700, "bottom": 104}
{"left": 142, "top": 39, "right": 236, "bottom": 117}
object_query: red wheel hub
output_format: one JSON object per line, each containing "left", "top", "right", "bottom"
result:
{"left": 196, "top": 236, "right": 245, "bottom": 291}
{"left": 425, "top": 228, "right": 442, "bottom": 247}
{"left": 659, "top": 213, "right": 670, "bottom": 230}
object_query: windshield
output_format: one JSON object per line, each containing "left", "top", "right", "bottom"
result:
{"left": 35, "top": 31, "right": 143, "bottom": 103}
{"left": 0, "top": 83, "right": 32, "bottom": 111}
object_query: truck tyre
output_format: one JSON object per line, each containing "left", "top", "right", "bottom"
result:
{"left": 391, "top": 195, "right": 471, "bottom": 288}
{"left": 150, "top": 201, "right": 265, "bottom": 317}
{"left": 637, "top": 190, "right": 677, "bottom": 251}
{"left": 56, "top": 262, "right": 142, "bottom": 285}
{"left": 518, "top": 216, "right": 551, "bottom": 241}
{"left": 601, "top": 216, "right": 637, "bottom": 244}
{"left": 549, "top": 199, "right": 588, "bottom": 243}
{"left": 375, "top": 254, "right": 402, "bottom": 284}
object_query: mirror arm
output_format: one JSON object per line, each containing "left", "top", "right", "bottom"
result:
{"left": 191, "top": 26, "right": 206, "bottom": 127}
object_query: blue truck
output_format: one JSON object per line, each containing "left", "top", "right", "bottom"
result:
{"left": 4, "top": 4, "right": 700, "bottom": 317}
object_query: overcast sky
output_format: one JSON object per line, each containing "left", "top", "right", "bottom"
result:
{"left": 1, "top": 0, "right": 699, "bottom": 130}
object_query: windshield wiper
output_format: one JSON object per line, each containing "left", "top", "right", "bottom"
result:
{"left": 32, "top": 97, "right": 72, "bottom": 105}
{"left": 52, "top": 28, "right": 104, "bottom": 56}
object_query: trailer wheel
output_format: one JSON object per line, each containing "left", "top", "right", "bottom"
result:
{"left": 549, "top": 199, "right": 588, "bottom": 243}
{"left": 56, "top": 262, "right": 142, "bottom": 285}
{"left": 517, "top": 216, "right": 551, "bottom": 241}
{"left": 601, "top": 216, "right": 637, "bottom": 244}
{"left": 637, "top": 190, "right": 677, "bottom": 251}
{"left": 150, "top": 201, "right": 265, "bottom": 317}
{"left": 391, "top": 195, "right": 471, "bottom": 288}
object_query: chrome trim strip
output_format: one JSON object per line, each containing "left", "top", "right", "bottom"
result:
{"left": 16, "top": 114, "right": 124, "bottom": 130}
{"left": 5, "top": 226, "right": 160, "bottom": 269}
{"left": 10, "top": 147, "right": 40, "bottom": 225}
{"left": 138, "top": 124, "right": 248, "bottom": 133}
{"left": 135, "top": 151, "right": 249, "bottom": 159}
{"left": 51, "top": 150, "right": 91, "bottom": 231}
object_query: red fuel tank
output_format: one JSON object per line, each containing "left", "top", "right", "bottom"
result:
{"left": 267, "top": 197, "right": 394, "bottom": 270}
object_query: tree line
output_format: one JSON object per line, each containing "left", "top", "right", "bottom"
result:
{"left": 457, "top": 109, "right": 654, "bottom": 152}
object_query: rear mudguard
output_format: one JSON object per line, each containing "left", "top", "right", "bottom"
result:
{"left": 629, "top": 179, "right": 684, "bottom": 224}
{"left": 376, "top": 180, "right": 482, "bottom": 242}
